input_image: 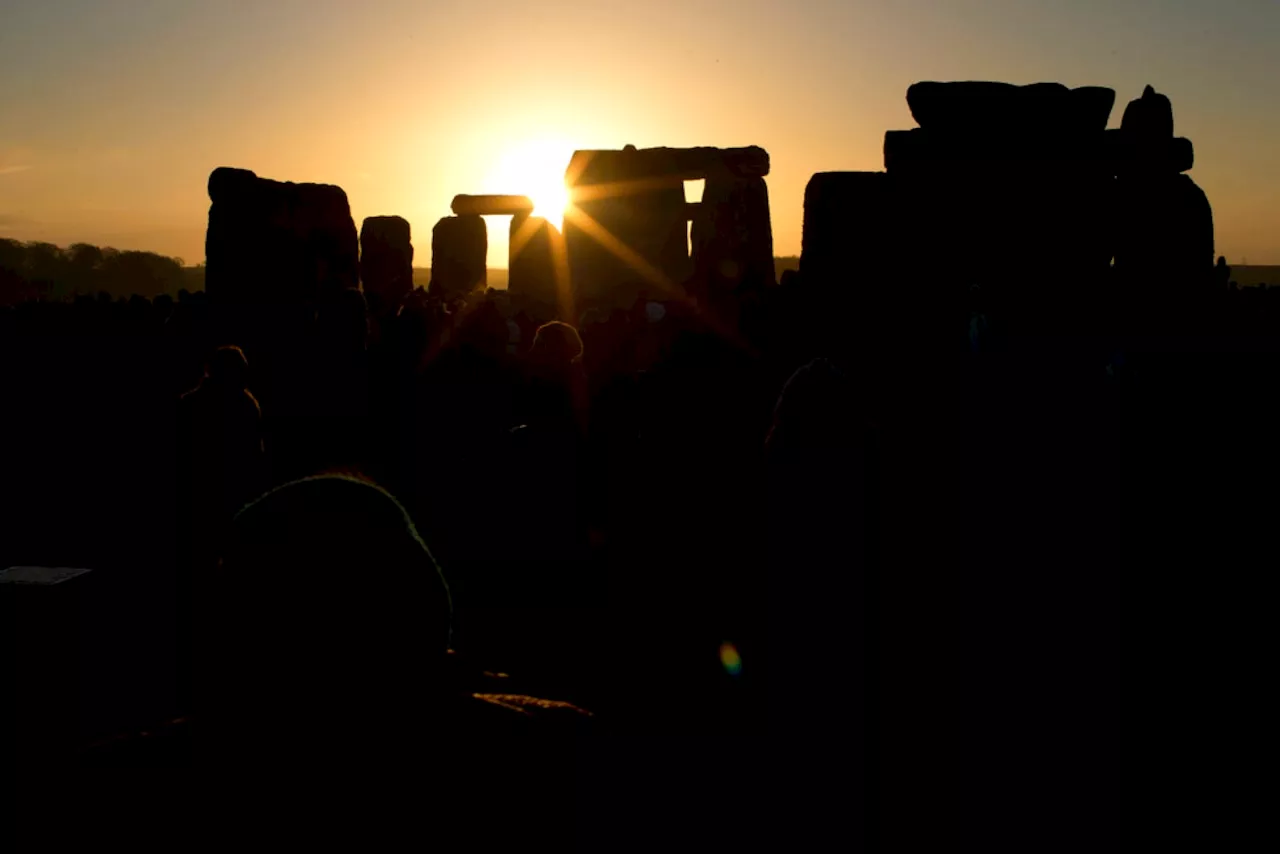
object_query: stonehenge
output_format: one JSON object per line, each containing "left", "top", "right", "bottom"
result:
{"left": 1111, "top": 85, "right": 1215, "bottom": 294}
{"left": 359, "top": 216, "right": 413, "bottom": 311}
{"left": 434, "top": 147, "right": 777, "bottom": 310}
{"left": 800, "top": 81, "right": 1216, "bottom": 334}
{"left": 429, "top": 215, "right": 487, "bottom": 299}
{"left": 451, "top": 195, "right": 535, "bottom": 217}
{"left": 801, "top": 171, "right": 892, "bottom": 295}
{"left": 508, "top": 215, "right": 562, "bottom": 307}
{"left": 905, "top": 82, "right": 1116, "bottom": 136}
{"left": 692, "top": 175, "right": 774, "bottom": 297}
{"left": 432, "top": 195, "right": 561, "bottom": 305}
{"left": 885, "top": 82, "right": 1120, "bottom": 305}
{"left": 205, "top": 167, "right": 358, "bottom": 307}
{"left": 204, "top": 83, "right": 1215, "bottom": 323}
{"left": 562, "top": 145, "right": 774, "bottom": 306}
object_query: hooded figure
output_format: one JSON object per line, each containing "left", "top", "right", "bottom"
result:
{"left": 201, "top": 474, "right": 453, "bottom": 760}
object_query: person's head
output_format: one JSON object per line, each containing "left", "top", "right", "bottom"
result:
{"left": 208, "top": 475, "right": 452, "bottom": 723}
{"left": 205, "top": 345, "right": 249, "bottom": 389}
{"left": 766, "top": 358, "right": 860, "bottom": 460}
{"left": 529, "top": 321, "right": 584, "bottom": 369}
{"left": 454, "top": 298, "right": 509, "bottom": 358}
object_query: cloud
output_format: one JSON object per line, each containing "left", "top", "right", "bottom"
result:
{"left": 0, "top": 165, "right": 32, "bottom": 176}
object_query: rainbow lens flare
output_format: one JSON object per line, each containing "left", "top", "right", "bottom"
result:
{"left": 719, "top": 642, "right": 743, "bottom": 677}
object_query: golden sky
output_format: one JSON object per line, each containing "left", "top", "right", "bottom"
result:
{"left": 2, "top": 0, "right": 1279, "bottom": 267}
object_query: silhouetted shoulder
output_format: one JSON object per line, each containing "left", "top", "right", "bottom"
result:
{"left": 239, "top": 387, "right": 262, "bottom": 416}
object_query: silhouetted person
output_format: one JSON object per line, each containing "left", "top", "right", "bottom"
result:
{"left": 178, "top": 346, "right": 266, "bottom": 559}
{"left": 516, "top": 320, "right": 589, "bottom": 517}
{"left": 1215, "top": 255, "right": 1231, "bottom": 291}
{"left": 474, "top": 319, "right": 594, "bottom": 687}
{"left": 79, "top": 474, "right": 590, "bottom": 841}
{"left": 201, "top": 475, "right": 453, "bottom": 755}
{"left": 764, "top": 358, "right": 872, "bottom": 847}
{"left": 410, "top": 298, "right": 519, "bottom": 567}
{"left": 524, "top": 320, "right": 588, "bottom": 430}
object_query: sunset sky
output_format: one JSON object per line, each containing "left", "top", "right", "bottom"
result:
{"left": 3, "top": 0, "right": 1278, "bottom": 268}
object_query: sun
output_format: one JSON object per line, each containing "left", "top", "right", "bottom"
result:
{"left": 531, "top": 178, "right": 570, "bottom": 233}
{"left": 484, "top": 138, "right": 575, "bottom": 232}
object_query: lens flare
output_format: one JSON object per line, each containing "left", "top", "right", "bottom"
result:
{"left": 484, "top": 138, "right": 575, "bottom": 233}
{"left": 719, "top": 642, "right": 743, "bottom": 677}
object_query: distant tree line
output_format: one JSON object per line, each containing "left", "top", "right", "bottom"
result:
{"left": 0, "top": 238, "right": 192, "bottom": 305}
{"left": 0, "top": 237, "right": 807, "bottom": 306}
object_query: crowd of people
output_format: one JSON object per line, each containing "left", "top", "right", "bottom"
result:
{"left": 3, "top": 257, "right": 1276, "bottom": 846}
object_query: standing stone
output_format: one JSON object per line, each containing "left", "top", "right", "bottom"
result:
{"left": 508, "top": 215, "right": 564, "bottom": 310}
{"left": 882, "top": 82, "right": 1120, "bottom": 336}
{"left": 429, "top": 215, "right": 487, "bottom": 299}
{"left": 690, "top": 176, "right": 775, "bottom": 298}
{"left": 562, "top": 146, "right": 770, "bottom": 308}
{"left": 564, "top": 148, "right": 688, "bottom": 307}
{"left": 801, "top": 171, "right": 893, "bottom": 289}
{"left": 1113, "top": 172, "right": 1213, "bottom": 291}
{"left": 205, "top": 167, "right": 358, "bottom": 309}
{"left": 360, "top": 216, "right": 414, "bottom": 311}
{"left": 204, "top": 167, "right": 358, "bottom": 372}
{"left": 798, "top": 170, "right": 909, "bottom": 374}
{"left": 1111, "top": 85, "right": 1215, "bottom": 296}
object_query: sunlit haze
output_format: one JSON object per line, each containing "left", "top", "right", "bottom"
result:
{"left": 485, "top": 138, "right": 573, "bottom": 233}
{"left": 3, "top": 0, "right": 1279, "bottom": 268}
